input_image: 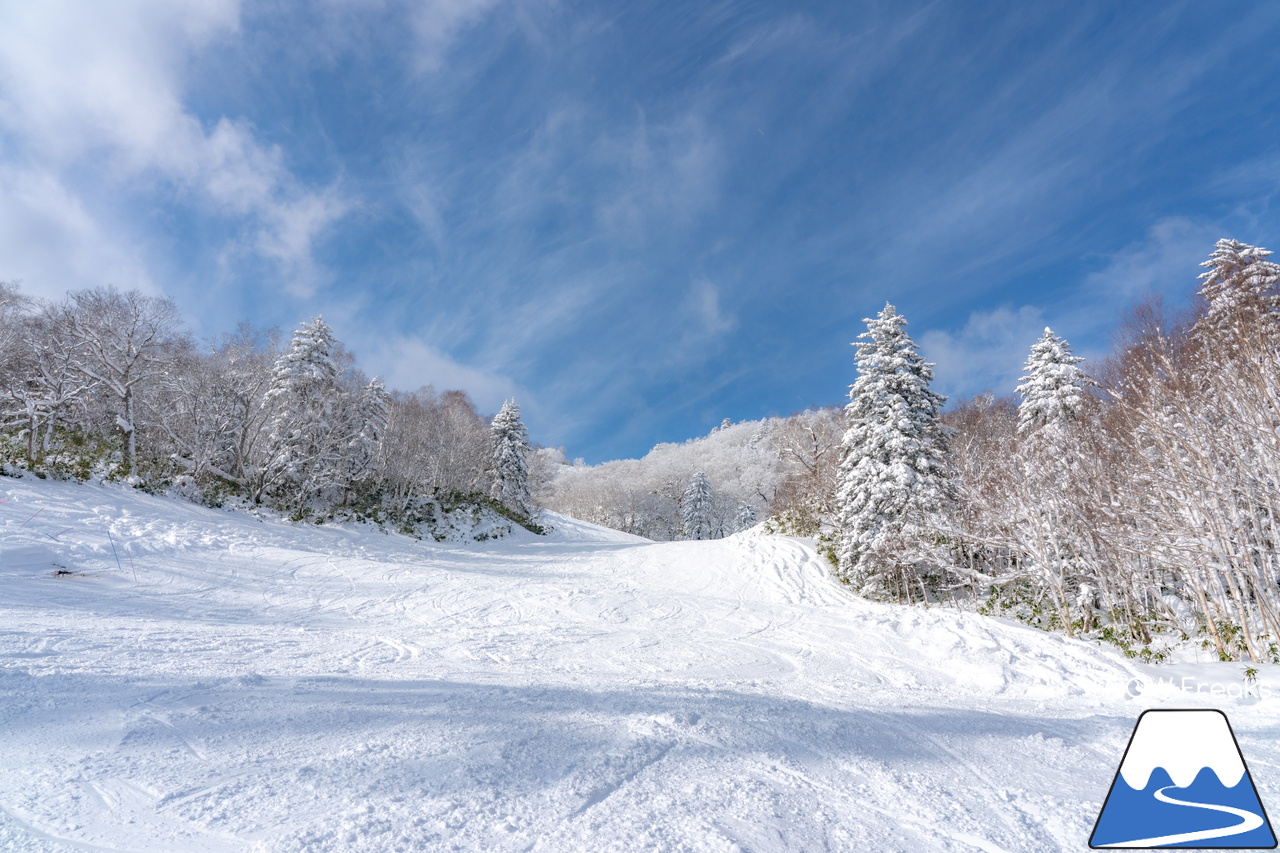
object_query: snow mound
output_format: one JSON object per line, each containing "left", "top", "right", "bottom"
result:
{"left": 0, "top": 542, "right": 63, "bottom": 573}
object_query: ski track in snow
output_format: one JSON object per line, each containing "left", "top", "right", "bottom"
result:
{"left": 1, "top": 478, "right": 1277, "bottom": 851}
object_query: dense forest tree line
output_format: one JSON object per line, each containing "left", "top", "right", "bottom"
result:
{"left": 827, "top": 237, "right": 1280, "bottom": 662}
{"left": 537, "top": 413, "right": 842, "bottom": 541}
{"left": 545, "top": 238, "right": 1280, "bottom": 662}
{"left": 6, "top": 236, "right": 1277, "bottom": 660}
{"left": 0, "top": 284, "right": 539, "bottom": 538}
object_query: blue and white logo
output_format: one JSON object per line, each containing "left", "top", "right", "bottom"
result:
{"left": 1091, "top": 709, "right": 1276, "bottom": 848}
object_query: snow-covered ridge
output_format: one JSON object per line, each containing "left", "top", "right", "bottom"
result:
{"left": 1119, "top": 710, "right": 1246, "bottom": 790}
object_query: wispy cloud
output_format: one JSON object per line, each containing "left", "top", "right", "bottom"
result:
{"left": 409, "top": 0, "right": 503, "bottom": 74}
{"left": 918, "top": 305, "right": 1048, "bottom": 401}
{"left": 1077, "top": 217, "right": 1220, "bottom": 308}
{"left": 376, "top": 53, "right": 734, "bottom": 442}
{"left": 688, "top": 277, "right": 735, "bottom": 339}
{"left": 592, "top": 113, "right": 723, "bottom": 242}
{"left": 917, "top": 217, "right": 1226, "bottom": 402}
{"left": 831, "top": 6, "right": 1244, "bottom": 319}
{"left": 0, "top": 0, "right": 348, "bottom": 296}
{"left": 359, "top": 332, "right": 521, "bottom": 414}
{"left": 2, "top": 1, "right": 1277, "bottom": 463}
{"left": 0, "top": 165, "right": 154, "bottom": 300}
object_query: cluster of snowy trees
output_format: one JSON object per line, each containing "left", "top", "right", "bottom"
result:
{"left": 540, "top": 402, "right": 850, "bottom": 542}
{"left": 8, "top": 237, "right": 1276, "bottom": 659}
{"left": 539, "top": 419, "right": 785, "bottom": 541}
{"left": 828, "top": 238, "right": 1280, "bottom": 663}
{"left": 0, "top": 285, "right": 536, "bottom": 533}
{"left": 544, "top": 237, "right": 1280, "bottom": 661}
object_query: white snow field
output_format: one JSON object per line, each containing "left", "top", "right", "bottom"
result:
{"left": 3, "top": 478, "right": 1279, "bottom": 852}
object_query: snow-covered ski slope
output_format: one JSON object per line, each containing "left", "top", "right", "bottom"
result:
{"left": 2, "top": 478, "right": 1278, "bottom": 852}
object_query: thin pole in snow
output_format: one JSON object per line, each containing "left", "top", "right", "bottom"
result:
{"left": 46, "top": 526, "right": 74, "bottom": 541}
{"left": 127, "top": 552, "right": 138, "bottom": 583}
{"left": 106, "top": 529, "right": 125, "bottom": 576}
{"left": 20, "top": 507, "right": 43, "bottom": 527}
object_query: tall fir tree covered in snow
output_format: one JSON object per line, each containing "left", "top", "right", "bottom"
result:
{"left": 341, "top": 376, "right": 391, "bottom": 489}
{"left": 1196, "top": 238, "right": 1280, "bottom": 335}
{"left": 489, "top": 399, "right": 532, "bottom": 517}
{"left": 681, "top": 470, "right": 714, "bottom": 540}
{"left": 835, "top": 303, "right": 952, "bottom": 598}
{"left": 1015, "top": 328, "right": 1087, "bottom": 440}
{"left": 1013, "top": 327, "right": 1092, "bottom": 629}
{"left": 263, "top": 316, "right": 342, "bottom": 508}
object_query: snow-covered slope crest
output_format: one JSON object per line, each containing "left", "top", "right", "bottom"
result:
{"left": 1119, "top": 709, "right": 1247, "bottom": 789}
{"left": 535, "top": 510, "right": 650, "bottom": 543}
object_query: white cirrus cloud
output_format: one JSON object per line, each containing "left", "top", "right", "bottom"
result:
{"left": 410, "top": 0, "right": 503, "bottom": 74}
{"left": 1078, "top": 216, "right": 1223, "bottom": 307}
{"left": 0, "top": 165, "right": 155, "bottom": 300}
{"left": 915, "top": 218, "right": 1226, "bottom": 405}
{"left": 0, "top": 0, "right": 347, "bottom": 297}
{"left": 918, "top": 304, "right": 1049, "bottom": 402}
{"left": 359, "top": 333, "right": 522, "bottom": 414}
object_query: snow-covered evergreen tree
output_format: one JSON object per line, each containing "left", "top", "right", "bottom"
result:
{"left": 344, "top": 376, "right": 390, "bottom": 487}
{"left": 1013, "top": 327, "right": 1093, "bottom": 630}
{"left": 1196, "top": 238, "right": 1280, "bottom": 333}
{"left": 734, "top": 502, "right": 757, "bottom": 533}
{"left": 263, "top": 316, "right": 341, "bottom": 508}
{"left": 490, "top": 398, "right": 532, "bottom": 516}
{"left": 681, "top": 470, "right": 714, "bottom": 540}
{"left": 1015, "top": 328, "right": 1087, "bottom": 438}
{"left": 834, "top": 303, "right": 952, "bottom": 597}
{"left": 267, "top": 317, "right": 339, "bottom": 403}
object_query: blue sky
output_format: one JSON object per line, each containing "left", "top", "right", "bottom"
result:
{"left": 2, "top": 2, "right": 1279, "bottom": 462}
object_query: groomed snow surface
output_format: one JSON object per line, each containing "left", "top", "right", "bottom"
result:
{"left": 2, "top": 478, "right": 1278, "bottom": 852}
